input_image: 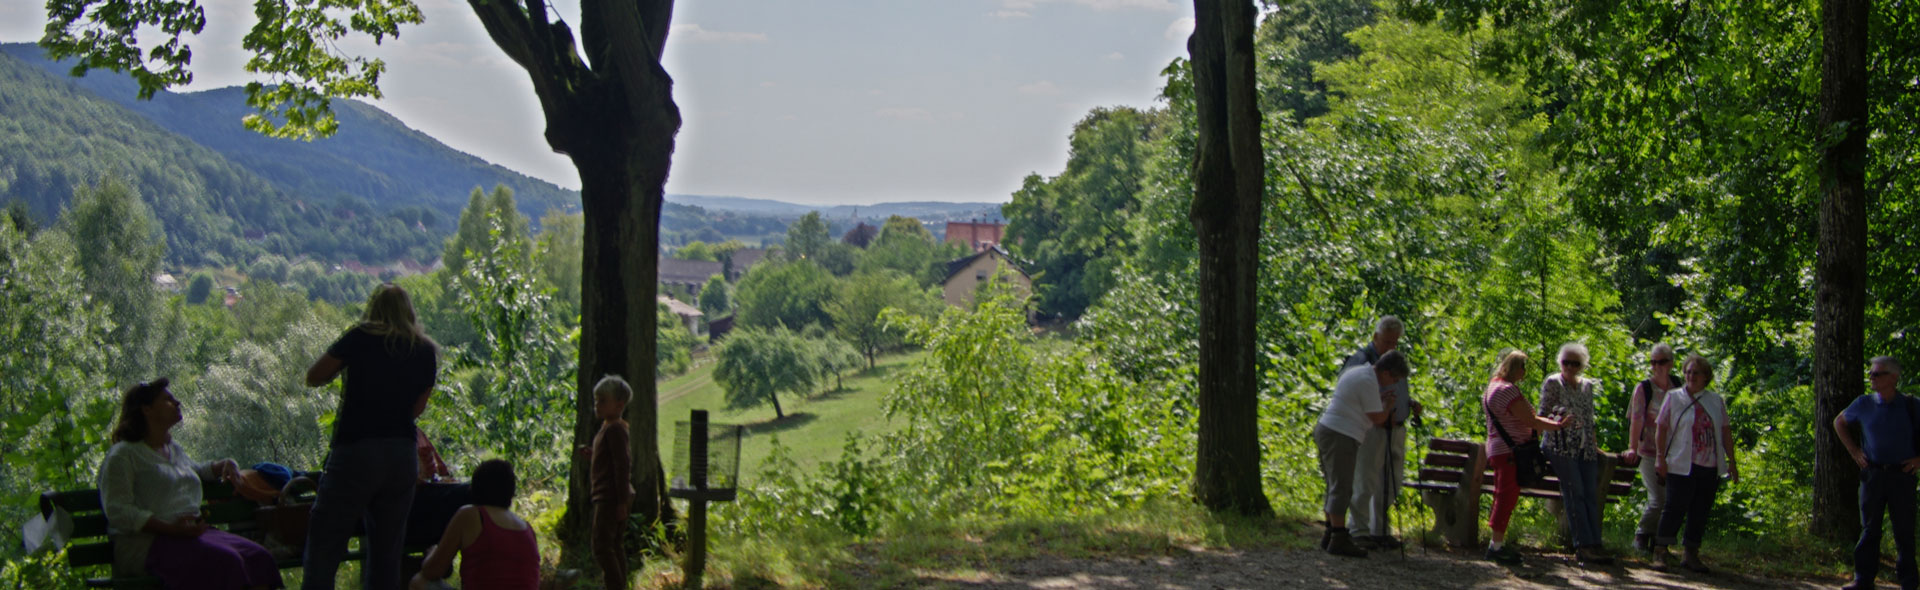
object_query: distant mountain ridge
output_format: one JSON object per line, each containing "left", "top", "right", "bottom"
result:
{"left": 667, "top": 194, "right": 1005, "bottom": 223}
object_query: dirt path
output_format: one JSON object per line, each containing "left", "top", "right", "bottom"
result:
{"left": 923, "top": 546, "right": 1848, "bottom": 589}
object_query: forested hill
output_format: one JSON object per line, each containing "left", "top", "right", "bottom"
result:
{"left": 0, "top": 44, "right": 385, "bottom": 265}
{"left": 0, "top": 42, "right": 576, "bottom": 220}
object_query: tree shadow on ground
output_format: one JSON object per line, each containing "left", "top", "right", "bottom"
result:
{"left": 741, "top": 411, "right": 817, "bottom": 437}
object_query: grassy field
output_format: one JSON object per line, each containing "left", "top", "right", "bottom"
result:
{"left": 654, "top": 351, "right": 924, "bottom": 477}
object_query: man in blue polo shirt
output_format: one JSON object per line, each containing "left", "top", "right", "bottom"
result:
{"left": 1836, "top": 356, "right": 1920, "bottom": 590}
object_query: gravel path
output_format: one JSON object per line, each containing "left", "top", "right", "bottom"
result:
{"left": 921, "top": 545, "right": 1851, "bottom": 590}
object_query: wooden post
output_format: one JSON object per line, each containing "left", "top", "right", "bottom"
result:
{"left": 685, "top": 410, "right": 709, "bottom": 590}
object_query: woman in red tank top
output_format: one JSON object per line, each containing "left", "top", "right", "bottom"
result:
{"left": 410, "top": 460, "right": 540, "bottom": 590}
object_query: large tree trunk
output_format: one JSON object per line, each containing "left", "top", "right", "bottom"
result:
{"left": 1188, "top": 0, "right": 1273, "bottom": 517}
{"left": 1810, "top": 0, "right": 1871, "bottom": 543}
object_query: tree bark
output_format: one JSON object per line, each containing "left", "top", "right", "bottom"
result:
{"left": 1188, "top": 0, "right": 1273, "bottom": 517}
{"left": 1810, "top": 0, "right": 1871, "bottom": 543}
{"left": 468, "top": 0, "right": 681, "bottom": 564}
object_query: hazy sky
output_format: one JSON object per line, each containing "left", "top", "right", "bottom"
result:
{"left": 0, "top": 0, "right": 1197, "bottom": 205}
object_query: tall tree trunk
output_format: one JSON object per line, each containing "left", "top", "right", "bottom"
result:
{"left": 1188, "top": 0, "right": 1273, "bottom": 517}
{"left": 1810, "top": 0, "right": 1871, "bottom": 543}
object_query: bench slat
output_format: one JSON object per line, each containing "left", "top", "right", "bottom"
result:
{"left": 1429, "top": 438, "right": 1479, "bottom": 454}
{"left": 67, "top": 541, "right": 114, "bottom": 568}
{"left": 1424, "top": 453, "right": 1471, "bottom": 468}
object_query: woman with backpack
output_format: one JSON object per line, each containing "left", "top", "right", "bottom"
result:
{"left": 1625, "top": 343, "right": 1678, "bottom": 552}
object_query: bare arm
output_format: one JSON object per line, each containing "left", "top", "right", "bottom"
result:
{"left": 1508, "top": 397, "right": 1562, "bottom": 432}
{"left": 1835, "top": 415, "right": 1866, "bottom": 468}
{"left": 411, "top": 388, "right": 434, "bottom": 419}
{"left": 412, "top": 506, "right": 481, "bottom": 584}
{"left": 1627, "top": 385, "right": 1647, "bottom": 455}
{"left": 306, "top": 354, "right": 344, "bottom": 387}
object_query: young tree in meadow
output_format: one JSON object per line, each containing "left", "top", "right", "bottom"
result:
{"left": 858, "top": 216, "right": 947, "bottom": 286}
{"left": 825, "top": 270, "right": 935, "bottom": 369}
{"left": 812, "top": 335, "right": 864, "bottom": 393}
{"left": 713, "top": 327, "right": 819, "bottom": 419}
{"left": 676, "top": 240, "right": 718, "bottom": 262}
{"left": 43, "top": 0, "right": 693, "bottom": 551}
{"left": 735, "top": 259, "right": 835, "bottom": 331}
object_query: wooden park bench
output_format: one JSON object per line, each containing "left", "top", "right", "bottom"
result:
{"left": 39, "top": 478, "right": 429, "bottom": 589}
{"left": 1410, "top": 437, "right": 1639, "bottom": 549}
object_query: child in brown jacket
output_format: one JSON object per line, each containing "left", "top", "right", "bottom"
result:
{"left": 580, "top": 375, "right": 634, "bottom": 590}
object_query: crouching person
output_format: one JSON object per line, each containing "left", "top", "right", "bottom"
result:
{"left": 409, "top": 459, "right": 539, "bottom": 590}
{"left": 1315, "top": 350, "right": 1409, "bottom": 557}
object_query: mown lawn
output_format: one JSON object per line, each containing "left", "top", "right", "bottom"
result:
{"left": 654, "top": 351, "right": 924, "bottom": 476}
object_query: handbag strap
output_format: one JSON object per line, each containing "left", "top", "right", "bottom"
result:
{"left": 1484, "top": 387, "right": 1526, "bottom": 451}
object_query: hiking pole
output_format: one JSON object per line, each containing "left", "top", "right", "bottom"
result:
{"left": 1385, "top": 418, "right": 1401, "bottom": 560}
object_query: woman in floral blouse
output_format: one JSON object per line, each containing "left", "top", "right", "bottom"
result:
{"left": 1539, "top": 342, "right": 1613, "bottom": 565}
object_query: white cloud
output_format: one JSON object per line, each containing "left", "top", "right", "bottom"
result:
{"left": 987, "top": 10, "right": 1032, "bottom": 18}
{"left": 1165, "top": 17, "right": 1195, "bottom": 41}
{"left": 1105, "top": 52, "right": 1125, "bottom": 60}
{"left": 670, "top": 24, "right": 770, "bottom": 44}
{"left": 780, "top": 114, "right": 798, "bottom": 121}
{"left": 760, "top": 81, "right": 777, "bottom": 87}
{"left": 867, "top": 89, "right": 884, "bottom": 96}
{"left": 1017, "top": 81, "right": 1062, "bottom": 96}
{"left": 875, "top": 107, "right": 933, "bottom": 121}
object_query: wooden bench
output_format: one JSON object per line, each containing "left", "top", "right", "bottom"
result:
{"left": 39, "top": 479, "right": 429, "bottom": 589}
{"left": 1410, "top": 438, "right": 1639, "bottom": 549}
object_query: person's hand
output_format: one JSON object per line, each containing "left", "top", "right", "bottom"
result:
{"left": 1903, "top": 457, "right": 1920, "bottom": 474}
{"left": 1852, "top": 448, "right": 1870, "bottom": 469}
{"left": 1621, "top": 449, "right": 1640, "bottom": 466}
{"left": 216, "top": 459, "right": 242, "bottom": 483}
{"left": 1728, "top": 462, "right": 1740, "bottom": 484}
{"left": 1383, "top": 392, "right": 1397, "bottom": 409}
{"left": 167, "top": 514, "right": 208, "bottom": 537}
{"left": 1654, "top": 457, "right": 1668, "bottom": 484}
{"left": 1410, "top": 400, "right": 1424, "bottom": 417}
{"left": 576, "top": 444, "right": 592, "bottom": 458}
{"left": 1542, "top": 416, "right": 1565, "bottom": 431}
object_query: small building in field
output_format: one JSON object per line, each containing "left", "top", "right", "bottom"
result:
{"left": 939, "top": 246, "right": 1032, "bottom": 310}
{"left": 658, "top": 295, "right": 704, "bottom": 335}
{"left": 707, "top": 315, "right": 735, "bottom": 344}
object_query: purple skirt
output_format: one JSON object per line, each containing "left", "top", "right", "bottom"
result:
{"left": 146, "top": 529, "right": 284, "bottom": 589}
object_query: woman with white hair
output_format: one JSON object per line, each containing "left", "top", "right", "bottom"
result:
{"left": 1539, "top": 342, "right": 1612, "bottom": 565}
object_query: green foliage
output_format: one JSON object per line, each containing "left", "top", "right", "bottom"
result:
{"left": 713, "top": 327, "right": 819, "bottom": 419}
{"left": 811, "top": 334, "right": 864, "bottom": 393}
{"left": 734, "top": 258, "right": 835, "bottom": 331}
{"left": 823, "top": 270, "right": 938, "bottom": 369}
{"left": 0, "top": 548, "right": 88, "bottom": 590}
{"left": 656, "top": 301, "right": 697, "bottom": 378}
{"left": 177, "top": 314, "right": 340, "bottom": 468}
{"left": 785, "top": 212, "right": 832, "bottom": 262}
{"left": 0, "top": 221, "right": 117, "bottom": 544}
{"left": 857, "top": 216, "right": 954, "bottom": 287}
{"left": 697, "top": 274, "right": 732, "bottom": 319}
{"left": 1003, "top": 107, "right": 1168, "bottom": 319}
{"left": 676, "top": 240, "right": 718, "bottom": 262}
{"left": 61, "top": 175, "right": 165, "bottom": 381}
{"left": 535, "top": 209, "right": 584, "bottom": 315}
{"left": 446, "top": 192, "right": 576, "bottom": 485}
{"left": 184, "top": 271, "right": 215, "bottom": 304}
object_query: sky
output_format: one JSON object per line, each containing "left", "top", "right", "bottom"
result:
{"left": 0, "top": 0, "right": 1198, "bottom": 205}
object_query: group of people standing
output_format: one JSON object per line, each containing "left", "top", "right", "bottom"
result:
{"left": 94, "top": 284, "right": 640, "bottom": 590}
{"left": 1314, "top": 317, "right": 1740, "bottom": 571}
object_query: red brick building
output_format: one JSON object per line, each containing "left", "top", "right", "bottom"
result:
{"left": 944, "top": 221, "right": 1005, "bottom": 253}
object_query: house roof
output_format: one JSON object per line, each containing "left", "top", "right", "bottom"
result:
{"left": 657, "top": 296, "right": 704, "bottom": 318}
{"left": 941, "top": 245, "right": 1029, "bottom": 285}
{"left": 659, "top": 256, "right": 724, "bottom": 284}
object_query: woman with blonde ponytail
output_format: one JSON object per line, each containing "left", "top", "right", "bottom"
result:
{"left": 300, "top": 284, "right": 440, "bottom": 590}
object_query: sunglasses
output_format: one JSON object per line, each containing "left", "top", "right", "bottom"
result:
{"left": 1650, "top": 358, "right": 1673, "bottom": 366}
{"left": 1870, "top": 371, "right": 1892, "bottom": 378}
{"left": 1560, "top": 360, "right": 1583, "bottom": 368}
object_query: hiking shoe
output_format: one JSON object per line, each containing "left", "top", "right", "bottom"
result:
{"left": 1319, "top": 528, "right": 1331, "bottom": 551}
{"left": 1631, "top": 533, "right": 1651, "bottom": 554}
{"left": 1484, "top": 545, "right": 1522, "bottom": 565}
{"left": 1651, "top": 546, "right": 1675, "bottom": 571}
{"left": 1576, "top": 546, "right": 1614, "bottom": 566}
{"left": 1366, "top": 535, "right": 1404, "bottom": 550}
{"left": 1325, "top": 529, "right": 1368, "bottom": 558}
{"left": 1681, "top": 558, "right": 1711, "bottom": 574}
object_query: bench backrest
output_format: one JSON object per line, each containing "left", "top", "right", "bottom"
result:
{"left": 39, "top": 481, "right": 251, "bottom": 569}
{"left": 1421, "top": 438, "right": 1635, "bottom": 496}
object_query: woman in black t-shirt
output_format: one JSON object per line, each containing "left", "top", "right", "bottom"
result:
{"left": 300, "top": 284, "right": 439, "bottom": 590}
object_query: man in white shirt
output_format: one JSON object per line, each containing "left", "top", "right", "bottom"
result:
{"left": 1345, "top": 316, "right": 1421, "bottom": 549}
{"left": 1314, "top": 349, "right": 1408, "bottom": 557}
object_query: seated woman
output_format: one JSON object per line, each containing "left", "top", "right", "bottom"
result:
{"left": 410, "top": 459, "right": 539, "bottom": 590}
{"left": 97, "top": 379, "right": 283, "bottom": 590}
